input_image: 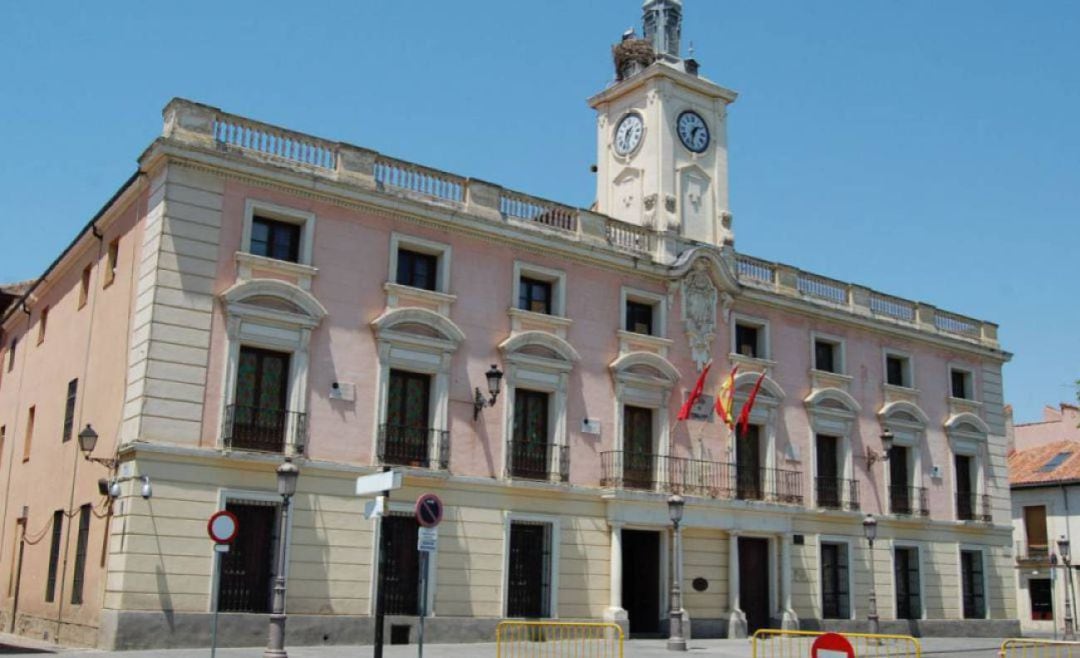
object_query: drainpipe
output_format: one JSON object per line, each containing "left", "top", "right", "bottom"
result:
{"left": 1063, "top": 484, "right": 1077, "bottom": 640}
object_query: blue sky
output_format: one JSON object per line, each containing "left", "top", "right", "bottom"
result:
{"left": 1, "top": 1, "right": 1076, "bottom": 423}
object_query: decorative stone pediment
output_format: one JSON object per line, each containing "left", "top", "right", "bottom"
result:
{"left": 668, "top": 248, "right": 739, "bottom": 371}
{"left": 221, "top": 278, "right": 327, "bottom": 328}
{"left": 371, "top": 307, "right": 465, "bottom": 350}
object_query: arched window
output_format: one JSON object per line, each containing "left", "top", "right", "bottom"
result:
{"left": 804, "top": 388, "right": 861, "bottom": 510}
{"left": 605, "top": 352, "right": 680, "bottom": 492}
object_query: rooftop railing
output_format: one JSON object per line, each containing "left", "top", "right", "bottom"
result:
{"left": 163, "top": 98, "right": 1000, "bottom": 350}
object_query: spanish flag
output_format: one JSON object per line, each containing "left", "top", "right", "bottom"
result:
{"left": 715, "top": 366, "right": 738, "bottom": 428}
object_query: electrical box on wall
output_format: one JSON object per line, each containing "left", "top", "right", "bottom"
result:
{"left": 330, "top": 382, "right": 356, "bottom": 402}
{"left": 581, "top": 418, "right": 601, "bottom": 435}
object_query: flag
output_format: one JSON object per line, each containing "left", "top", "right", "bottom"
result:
{"left": 677, "top": 361, "right": 712, "bottom": 421}
{"left": 737, "top": 371, "right": 767, "bottom": 436}
{"left": 715, "top": 365, "right": 738, "bottom": 428}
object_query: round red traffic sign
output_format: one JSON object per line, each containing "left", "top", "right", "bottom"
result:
{"left": 811, "top": 632, "right": 855, "bottom": 658}
{"left": 207, "top": 511, "right": 239, "bottom": 544}
{"left": 415, "top": 493, "right": 443, "bottom": 528}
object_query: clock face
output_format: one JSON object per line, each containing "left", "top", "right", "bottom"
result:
{"left": 613, "top": 113, "right": 644, "bottom": 156}
{"left": 676, "top": 110, "right": 710, "bottom": 153}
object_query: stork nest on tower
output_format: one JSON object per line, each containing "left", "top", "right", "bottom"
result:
{"left": 613, "top": 39, "right": 656, "bottom": 81}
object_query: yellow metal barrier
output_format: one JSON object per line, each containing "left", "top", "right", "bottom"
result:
{"left": 751, "top": 628, "right": 921, "bottom": 657}
{"left": 1000, "top": 638, "right": 1080, "bottom": 657}
{"left": 496, "top": 621, "right": 624, "bottom": 658}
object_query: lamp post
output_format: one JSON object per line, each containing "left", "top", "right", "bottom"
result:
{"left": 264, "top": 458, "right": 300, "bottom": 658}
{"left": 1060, "top": 536, "right": 1076, "bottom": 641}
{"left": 862, "top": 514, "right": 880, "bottom": 637}
{"left": 667, "top": 494, "right": 687, "bottom": 651}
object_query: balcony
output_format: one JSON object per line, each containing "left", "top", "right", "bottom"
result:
{"left": 1016, "top": 541, "right": 1051, "bottom": 564}
{"left": 889, "top": 485, "right": 930, "bottom": 517}
{"left": 506, "top": 441, "right": 569, "bottom": 483}
{"left": 815, "top": 477, "right": 861, "bottom": 511}
{"left": 599, "top": 452, "right": 803, "bottom": 505}
{"left": 223, "top": 404, "right": 306, "bottom": 454}
{"left": 377, "top": 424, "right": 449, "bottom": 470}
{"left": 956, "top": 492, "right": 992, "bottom": 523}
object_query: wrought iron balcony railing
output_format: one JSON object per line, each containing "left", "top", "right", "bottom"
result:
{"left": 1016, "top": 540, "right": 1051, "bottom": 563}
{"left": 223, "top": 404, "right": 307, "bottom": 454}
{"left": 889, "top": 485, "right": 930, "bottom": 517}
{"left": 506, "top": 441, "right": 569, "bottom": 483}
{"left": 599, "top": 451, "right": 803, "bottom": 505}
{"left": 956, "top": 492, "right": 992, "bottom": 523}
{"left": 377, "top": 424, "right": 449, "bottom": 470}
{"left": 815, "top": 476, "right": 861, "bottom": 511}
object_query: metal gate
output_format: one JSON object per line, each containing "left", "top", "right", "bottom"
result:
{"left": 496, "top": 621, "right": 623, "bottom": 658}
{"left": 751, "top": 629, "right": 921, "bottom": 657}
{"left": 999, "top": 638, "right": 1080, "bottom": 657}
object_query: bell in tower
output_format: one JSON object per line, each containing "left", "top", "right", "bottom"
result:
{"left": 642, "top": 0, "right": 682, "bottom": 60}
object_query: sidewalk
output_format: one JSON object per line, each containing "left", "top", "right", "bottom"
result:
{"left": 0, "top": 635, "right": 1012, "bottom": 657}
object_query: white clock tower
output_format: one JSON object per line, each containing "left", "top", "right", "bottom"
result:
{"left": 589, "top": 0, "right": 738, "bottom": 250}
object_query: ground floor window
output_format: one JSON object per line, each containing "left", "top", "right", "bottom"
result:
{"left": 506, "top": 521, "right": 552, "bottom": 618}
{"left": 1030, "top": 578, "right": 1053, "bottom": 620}
{"left": 381, "top": 514, "right": 421, "bottom": 615}
{"left": 960, "top": 549, "right": 986, "bottom": 619}
{"left": 894, "top": 546, "right": 921, "bottom": 620}
{"left": 218, "top": 501, "right": 278, "bottom": 613}
{"left": 821, "top": 542, "right": 850, "bottom": 619}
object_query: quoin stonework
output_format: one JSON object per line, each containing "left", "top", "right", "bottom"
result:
{"left": 0, "top": 1, "right": 1018, "bottom": 649}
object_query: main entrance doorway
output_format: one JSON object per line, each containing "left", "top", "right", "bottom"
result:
{"left": 622, "top": 529, "right": 661, "bottom": 635}
{"left": 739, "top": 537, "right": 770, "bottom": 634}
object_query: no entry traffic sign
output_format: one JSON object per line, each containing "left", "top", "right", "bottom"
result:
{"left": 207, "top": 510, "right": 239, "bottom": 544}
{"left": 811, "top": 632, "right": 855, "bottom": 658}
{"left": 415, "top": 493, "right": 443, "bottom": 528}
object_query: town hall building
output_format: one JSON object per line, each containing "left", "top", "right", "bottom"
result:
{"left": 0, "top": 0, "right": 1018, "bottom": 649}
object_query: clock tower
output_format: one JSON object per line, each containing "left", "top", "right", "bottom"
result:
{"left": 589, "top": 0, "right": 738, "bottom": 251}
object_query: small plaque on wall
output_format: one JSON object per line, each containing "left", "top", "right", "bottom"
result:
{"left": 690, "top": 394, "right": 714, "bottom": 421}
{"left": 581, "top": 418, "right": 601, "bottom": 435}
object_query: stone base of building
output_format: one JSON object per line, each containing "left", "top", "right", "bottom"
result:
{"left": 0, "top": 610, "right": 98, "bottom": 648}
{"left": 798, "top": 617, "right": 1021, "bottom": 638}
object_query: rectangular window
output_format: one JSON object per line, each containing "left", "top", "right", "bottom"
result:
{"left": 735, "top": 323, "right": 760, "bottom": 358}
{"left": 382, "top": 370, "right": 432, "bottom": 466}
{"left": 8, "top": 338, "right": 17, "bottom": 372}
{"left": 814, "top": 339, "right": 837, "bottom": 373}
{"left": 45, "top": 510, "right": 63, "bottom": 602}
{"left": 70, "top": 504, "right": 91, "bottom": 605}
{"left": 63, "top": 379, "right": 78, "bottom": 443}
{"left": 625, "top": 300, "right": 655, "bottom": 336}
{"left": 951, "top": 368, "right": 972, "bottom": 399}
{"left": 623, "top": 405, "right": 654, "bottom": 490}
{"left": 961, "top": 550, "right": 986, "bottom": 619}
{"left": 894, "top": 547, "right": 921, "bottom": 620}
{"left": 1030, "top": 578, "right": 1054, "bottom": 620}
{"left": 1024, "top": 505, "right": 1048, "bottom": 557}
{"left": 37, "top": 307, "right": 49, "bottom": 345}
{"left": 396, "top": 249, "right": 438, "bottom": 291}
{"left": 104, "top": 239, "right": 119, "bottom": 287}
{"left": 79, "top": 265, "right": 92, "bottom": 309}
{"left": 511, "top": 390, "right": 550, "bottom": 480}
{"left": 889, "top": 445, "right": 912, "bottom": 514}
{"left": 381, "top": 514, "right": 421, "bottom": 616}
{"left": 506, "top": 521, "right": 552, "bottom": 618}
{"left": 736, "top": 424, "right": 762, "bottom": 500}
{"left": 886, "top": 354, "right": 911, "bottom": 387}
{"left": 821, "top": 542, "right": 850, "bottom": 619}
{"left": 518, "top": 277, "right": 553, "bottom": 315}
{"left": 23, "top": 406, "right": 35, "bottom": 462}
{"left": 815, "top": 434, "right": 841, "bottom": 509}
{"left": 229, "top": 347, "right": 291, "bottom": 453}
{"left": 250, "top": 216, "right": 301, "bottom": 263}
{"left": 955, "top": 454, "right": 974, "bottom": 521}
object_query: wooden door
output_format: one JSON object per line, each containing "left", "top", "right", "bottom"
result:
{"left": 385, "top": 369, "right": 432, "bottom": 465}
{"left": 234, "top": 347, "right": 291, "bottom": 451}
{"left": 955, "top": 455, "right": 974, "bottom": 519}
{"left": 381, "top": 515, "right": 420, "bottom": 615}
{"left": 622, "top": 530, "right": 660, "bottom": 635}
{"left": 623, "top": 406, "right": 654, "bottom": 490}
{"left": 894, "top": 547, "right": 921, "bottom": 619}
{"left": 218, "top": 502, "right": 277, "bottom": 612}
{"left": 512, "top": 390, "right": 550, "bottom": 479}
{"left": 739, "top": 537, "right": 770, "bottom": 633}
{"left": 889, "top": 446, "right": 910, "bottom": 513}
{"left": 736, "top": 426, "right": 761, "bottom": 500}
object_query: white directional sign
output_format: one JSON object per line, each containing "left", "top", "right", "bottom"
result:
{"left": 355, "top": 470, "right": 402, "bottom": 497}
{"left": 418, "top": 526, "right": 438, "bottom": 553}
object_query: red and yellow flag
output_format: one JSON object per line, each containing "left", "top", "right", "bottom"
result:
{"left": 715, "top": 366, "right": 738, "bottom": 428}
{"left": 737, "top": 371, "right": 768, "bottom": 436}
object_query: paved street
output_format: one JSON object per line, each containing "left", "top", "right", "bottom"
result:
{"left": 0, "top": 633, "right": 1016, "bottom": 657}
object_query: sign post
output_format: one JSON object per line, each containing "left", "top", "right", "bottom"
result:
{"left": 358, "top": 469, "right": 402, "bottom": 658}
{"left": 810, "top": 632, "right": 856, "bottom": 658}
{"left": 415, "top": 494, "right": 443, "bottom": 658}
{"left": 206, "top": 511, "right": 238, "bottom": 658}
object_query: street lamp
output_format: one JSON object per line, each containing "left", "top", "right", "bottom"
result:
{"left": 78, "top": 424, "right": 119, "bottom": 469}
{"left": 264, "top": 458, "right": 300, "bottom": 658}
{"left": 862, "top": 514, "right": 880, "bottom": 637}
{"left": 1060, "top": 536, "right": 1076, "bottom": 641}
{"left": 473, "top": 364, "right": 504, "bottom": 420}
{"left": 667, "top": 494, "right": 687, "bottom": 651}
{"left": 865, "top": 428, "right": 894, "bottom": 468}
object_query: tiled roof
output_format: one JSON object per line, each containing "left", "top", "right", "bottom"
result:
{"left": 1009, "top": 440, "right": 1080, "bottom": 486}
{"left": 0, "top": 280, "right": 35, "bottom": 296}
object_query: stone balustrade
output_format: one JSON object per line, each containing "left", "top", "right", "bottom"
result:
{"left": 160, "top": 98, "right": 1000, "bottom": 351}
